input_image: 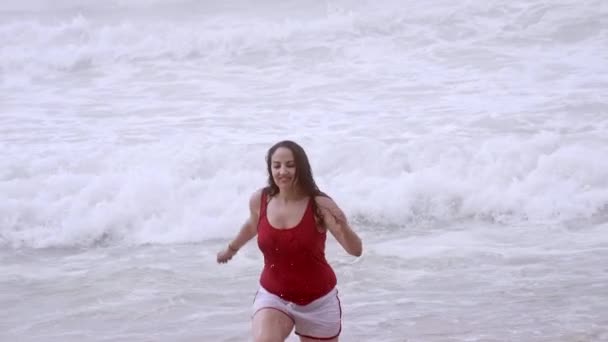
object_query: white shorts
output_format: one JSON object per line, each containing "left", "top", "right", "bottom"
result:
{"left": 252, "top": 286, "right": 342, "bottom": 340}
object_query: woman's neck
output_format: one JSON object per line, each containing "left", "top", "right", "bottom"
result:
{"left": 275, "top": 186, "right": 306, "bottom": 202}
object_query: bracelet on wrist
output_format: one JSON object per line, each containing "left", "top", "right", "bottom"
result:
{"left": 228, "top": 243, "right": 239, "bottom": 253}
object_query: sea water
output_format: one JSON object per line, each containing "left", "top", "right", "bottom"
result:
{"left": 1, "top": 0, "right": 608, "bottom": 341}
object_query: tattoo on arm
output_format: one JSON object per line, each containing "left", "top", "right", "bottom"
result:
{"left": 327, "top": 204, "right": 348, "bottom": 228}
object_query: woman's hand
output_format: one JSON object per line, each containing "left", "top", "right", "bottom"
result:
{"left": 217, "top": 246, "right": 238, "bottom": 264}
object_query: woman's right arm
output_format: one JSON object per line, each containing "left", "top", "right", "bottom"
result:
{"left": 216, "top": 189, "right": 263, "bottom": 264}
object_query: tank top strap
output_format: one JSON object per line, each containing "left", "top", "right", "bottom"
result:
{"left": 304, "top": 195, "right": 319, "bottom": 227}
{"left": 305, "top": 195, "right": 314, "bottom": 216}
{"left": 259, "top": 190, "right": 268, "bottom": 217}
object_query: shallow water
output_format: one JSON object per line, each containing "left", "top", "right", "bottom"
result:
{"left": 2, "top": 222, "right": 607, "bottom": 341}
{"left": 1, "top": 0, "right": 608, "bottom": 340}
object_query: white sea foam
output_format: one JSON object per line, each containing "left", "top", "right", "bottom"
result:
{"left": 1, "top": 1, "right": 608, "bottom": 341}
{"left": 2, "top": 0, "right": 607, "bottom": 248}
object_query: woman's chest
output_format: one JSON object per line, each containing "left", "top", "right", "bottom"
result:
{"left": 265, "top": 199, "right": 309, "bottom": 229}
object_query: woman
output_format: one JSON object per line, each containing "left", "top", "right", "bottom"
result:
{"left": 217, "top": 140, "right": 363, "bottom": 342}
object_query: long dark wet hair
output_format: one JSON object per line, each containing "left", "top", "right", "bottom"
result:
{"left": 264, "top": 140, "right": 328, "bottom": 222}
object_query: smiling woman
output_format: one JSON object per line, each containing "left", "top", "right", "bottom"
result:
{"left": 217, "top": 140, "right": 363, "bottom": 342}
{"left": 271, "top": 147, "right": 297, "bottom": 188}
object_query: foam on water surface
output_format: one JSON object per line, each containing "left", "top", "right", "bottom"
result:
{"left": 1, "top": 0, "right": 607, "bottom": 340}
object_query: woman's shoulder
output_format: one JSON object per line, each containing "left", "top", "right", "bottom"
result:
{"left": 248, "top": 188, "right": 266, "bottom": 208}
{"left": 313, "top": 193, "right": 335, "bottom": 210}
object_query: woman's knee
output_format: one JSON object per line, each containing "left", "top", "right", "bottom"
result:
{"left": 254, "top": 336, "right": 284, "bottom": 342}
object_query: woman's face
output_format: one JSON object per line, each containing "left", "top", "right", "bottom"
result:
{"left": 271, "top": 147, "right": 297, "bottom": 190}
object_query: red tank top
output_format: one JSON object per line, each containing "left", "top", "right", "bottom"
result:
{"left": 257, "top": 191, "right": 337, "bottom": 305}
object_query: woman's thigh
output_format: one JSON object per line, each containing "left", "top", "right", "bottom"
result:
{"left": 252, "top": 308, "right": 294, "bottom": 342}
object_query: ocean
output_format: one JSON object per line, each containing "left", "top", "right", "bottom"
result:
{"left": 1, "top": 0, "right": 607, "bottom": 341}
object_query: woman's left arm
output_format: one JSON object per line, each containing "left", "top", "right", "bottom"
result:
{"left": 315, "top": 196, "right": 363, "bottom": 257}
